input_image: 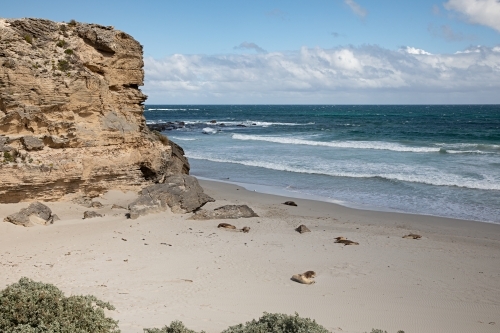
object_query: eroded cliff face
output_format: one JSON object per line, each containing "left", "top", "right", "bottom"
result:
{"left": 0, "top": 18, "right": 187, "bottom": 202}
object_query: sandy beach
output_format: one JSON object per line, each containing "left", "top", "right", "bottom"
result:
{"left": 1, "top": 179, "right": 499, "bottom": 333}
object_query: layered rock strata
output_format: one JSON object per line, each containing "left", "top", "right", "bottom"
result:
{"left": 0, "top": 18, "right": 190, "bottom": 202}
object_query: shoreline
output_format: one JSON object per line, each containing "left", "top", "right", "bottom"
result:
{"left": 197, "top": 176, "right": 500, "bottom": 228}
{"left": 1, "top": 179, "right": 499, "bottom": 333}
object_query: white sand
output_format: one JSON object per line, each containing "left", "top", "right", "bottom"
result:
{"left": 1, "top": 180, "right": 499, "bottom": 333}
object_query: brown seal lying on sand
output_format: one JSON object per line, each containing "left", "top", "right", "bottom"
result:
{"left": 291, "top": 271, "right": 316, "bottom": 284}
{"left": 403, "top": 233, "right": 422, "bottom": 239}
{"left": 283, "top": 201, "right": 298, "bottom": 206}
{"left": 241, "top": 226, "right": 250, "bottom": 233}
{"left": 217, "top": 223, "right": 236, "bottom": 229}
{"left": 334, "top": 236, "right": 347, "bottom": 241}
{"left": 335, "top": 239, "right": 359, "bottom": 245}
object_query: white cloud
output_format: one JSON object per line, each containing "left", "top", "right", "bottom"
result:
{"left": 344, "top": 0, "right": 368, "bottom": 18}
{"left": 444, "top": 0, "right": 500, "bottom": 32}
{"left": 403, "top": 46, "right": 433, "bottom": 55}
{"left": 143, "top": 45, "right": 500, "bottom": 104}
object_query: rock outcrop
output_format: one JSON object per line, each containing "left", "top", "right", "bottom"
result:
{"left": 4, "top": 202, "right": 58, "bottom": 226}
{"left": 0, "top": 18, "right": 190, "bottom": 202}
{"left": 128, "top": 174, "right": 214, "bottom": 219}
{"left": 190, "top": 205, "right": 259, "bottom": 220}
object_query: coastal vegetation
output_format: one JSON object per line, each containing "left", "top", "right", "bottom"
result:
{"left": 0, "top": 278, "right": 403, "bottom": 333}
{"left": 0, "top": 277, "right": 120, "bottom": 333}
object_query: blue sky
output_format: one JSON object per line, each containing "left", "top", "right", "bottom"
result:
{"left": 3, "top": 0, "right": 500, "bottom": 103}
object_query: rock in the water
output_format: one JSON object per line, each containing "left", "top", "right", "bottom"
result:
{"left": 128, "top": 174, "right": 214, "bottom": 219}
{"left": 83, "top": 211, "right": 102, "bottom": 219}
{"left": 190, "top": 205, "right": 259, "bottom": 220}
{"left": 295, "top": 224, "right": 311, "bottom": 234}
{"left": 4, "top": 202, "right": 56, "bottom": 227}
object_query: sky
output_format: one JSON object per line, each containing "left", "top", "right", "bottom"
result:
{"left": 3, "top": 0, "right": 500, "bottom": 104}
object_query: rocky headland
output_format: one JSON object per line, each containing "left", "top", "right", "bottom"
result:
{"left": 0, "top": 18, "right": 200, "bottom": 205}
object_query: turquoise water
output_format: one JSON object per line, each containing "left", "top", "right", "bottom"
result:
{"left": 144, "top": 105, "right": 500, "bottom": 223}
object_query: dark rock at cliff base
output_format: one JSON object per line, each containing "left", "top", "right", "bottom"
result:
{"left": 128, "top": 174, "right": 214, "bottom": 219}
{"left": 190, "top": 205, "right": 259, "bottom": 220}
{"left": 296, "top": 224, "right": 311, "bottom": 234}
{"left": 4, "top": 202, "right": 56, "bottom": 227}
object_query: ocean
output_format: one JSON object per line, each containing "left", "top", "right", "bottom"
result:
{"left": 144, "top": 105, "right": 500, "bottom": 224}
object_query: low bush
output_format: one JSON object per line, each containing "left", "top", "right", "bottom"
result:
{"left": 0, "top": 277, "right": 120, "bottom": 333}
{"left": 57, "top": 59, "right": 70, "bottom": 71}
{"left": 144, "top": 321, "right": 205, "bottom": 333}
{"left": 56, "top": 40, "right": 67, "bottom": 48}
{"left": 24, "top": 34, "right": 33, "bottom": 44}
{"left": 220, "top": 312, "right": 330, "bottom": 333}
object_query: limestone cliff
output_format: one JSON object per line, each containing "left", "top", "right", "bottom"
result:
{"left": 0, "top": 18, "right": 187, "bottom": 203}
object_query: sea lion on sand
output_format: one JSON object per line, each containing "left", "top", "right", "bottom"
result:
{"left": 335, "top": 239, "right": 359, "bottom": 245}
{"left": 302, "top": 270, "right": 316, "bottom": 278}
{"left": 241, "top": 226, "right": 250, "bottom": 233}
{"left": 217, "top": 223, "right": 236, "bottom": 229}
{"left": 291, "top": 271, "right": 316, "bottom": 284}
{"left": 283, "top": 201, "right": 298, "bottom": 207}
{"left": 334, "top": 236, "right": 347, "bottom": 241}
{"left": 403, "top": 233, "right": 422, "bottom": 239}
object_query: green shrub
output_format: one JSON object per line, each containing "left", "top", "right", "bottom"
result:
{"left": 56, "top": 40, "right": 67, "bottom": 48}
{"left": 64, "top": 49, "right": 73, "bottom": 55}
{"left": 0, "top": 277, "right": 120, "bottom": 333}
{"left": 57, "top": 59, "right": 70, "bottom": 71}
{"left": 221, "top": 312, "right": 330, "bottom": 333}
{"left": 3, "top": 151, "right": 14, "bottom": 162}
{"left": 24, "top": 34, "right": 33, "bottom": 44}
{"left": 144, "top": 321, "right": 205, "bottom": 333}
{"left": 68, "top": 19, "right": 77, "bottom": 27}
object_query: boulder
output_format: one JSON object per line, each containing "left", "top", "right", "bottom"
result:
{"left": 21, "top": 136, "right": 44, "bottom": 151}
{"left": 83, "top": 211, "right": 102, "bottom": 219}
{"left": 190, "top": 205, "right": 259, "bottom": 220}
{"left": 128, "top": 174, "right": 214, "bottom": 219}
{"left": 4, "top": 202, "right": 57, "bottom": 227}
